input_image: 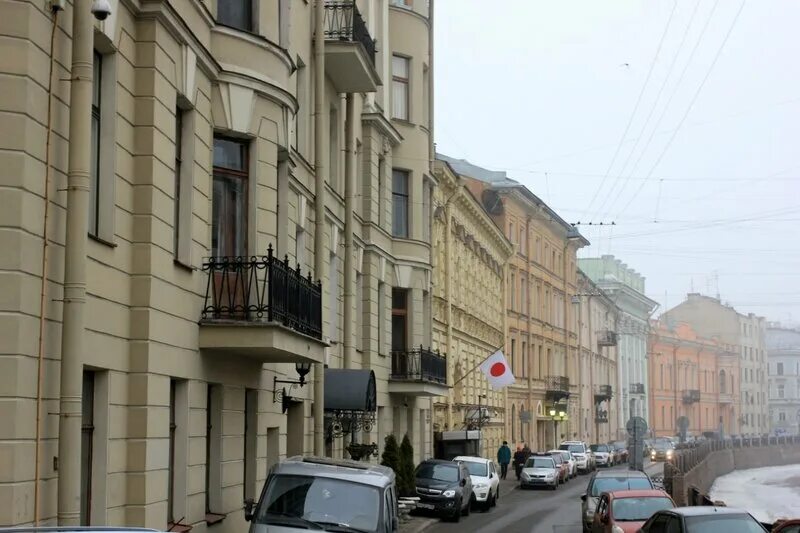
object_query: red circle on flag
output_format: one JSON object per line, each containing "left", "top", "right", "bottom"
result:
{"left": 490, "top": 362, "right": 506, "bottom": 377}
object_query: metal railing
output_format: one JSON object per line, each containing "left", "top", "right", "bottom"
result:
{"left": 323, "top": 1, "right": 376, "bottom": 64}
{"left": 595, "top": 410, "right": 609, "bottom": 423}
{"left": 598, "top": 330, "right": 618, "bottom": 347}
{"left": 200, "top": 245, "right": 323, "bottom": 339}
{"left": 545, "top": 375, "right": 570, "bottom": 401}
{"left": 667, "top": 435, "right": 800, "bottom": 475}
{"left": 595, "top": 384, "right": 613, "bottom": 401}
{"left": 391, "top": 347, "right": 447, "bottom": 384}
{"left": 682, "top": 389, "right": 701, "bottom": 404}
{"left": 630, "top": 382, "right": 645, "bottom": 395}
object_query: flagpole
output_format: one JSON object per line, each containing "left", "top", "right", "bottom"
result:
{"left": 452, "top": 343, "right": 506, "bottom": 388}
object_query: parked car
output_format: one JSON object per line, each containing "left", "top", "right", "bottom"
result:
{"left": 612, "top": 441, "right": 629, "bottom": 463}
{"left": 772, "top": 519, "right": 800, "bottom": 533}
{"left": 649, "top": 440, "right": 675, "bottom": 462}
{"left": 244, "top": 455, "right": 399, "bottom": 533}
{"left": 638, "top": 506, "right": 768, "bottom": 533}
{"left": 549, "top": 449, "right": 577, "bottom": 478}
{"left": 581, "top": 469, "right": 656, "bottom": 532}
{"left": 414, "top": 459, "right": 474, "bottom": 522}
{"left": 551, "top": 450, "right": 571, "bottom": 483}
{"left": 520, "top": 453, "right": 560, "bottom": 490}
{"left": 561, "top": 440, "right": 596, "bottom": 473}
{"left": 453, "top": 455, "right": 500, "bottom": 511}
{"left": 591, "top": 443, "right": 614, "bottom": 467}
{"left": 591, "top": 489, "right": 675, "bottom": 533}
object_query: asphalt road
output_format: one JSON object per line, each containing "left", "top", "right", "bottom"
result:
{"left": 424, "top": 461, "right": 664, "bottom": 533}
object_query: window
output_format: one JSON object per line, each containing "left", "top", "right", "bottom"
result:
{"left": 173, "top": 107, "right": 194, "bottom": 262}
{"left": 205, "top": 384, "right": 223, "bottom": 519}
{"left": 378, "top": 282, "right": 385, "bottom": 355}
{"left": 329, "top": 252, "right": 340, "bottom": 342}
{"left": 167, "top": 379, "right": 187, "bottom": 527}
{"left": 356, "top": 272, "right": 364, "bottom": 351}
{"left": 392, "top": 170, "right": 409, "bottom": 237}
{"left": 212, "top": 138, "right": 248, "bottom": 257}
{"left": 661, "top": 406, "right": 665, "bottom": 428}
{"left": 777, "top": 362, "right": 784, "bottom": 375}
{"left": 217, "top": 0, "right": 253, "bottom": 32}
{"left": 392, "top": 55, "right": 409, "bottom": 120}
{"left": 392, "top": 288, "right": 408, "bottom": 352}
{"left": 520, "top": 277, "right": 526, "bottom": 314}
{"left": 295, "top": 59, "right": 308, "bottom": 154}
{"left": 778, "top": 384, "right": 785, "bottom": 399}
{"left": 521, "top": 342, "right": 527, "bottom": 378}
{"left": 779, "top": 411, "right": 786, "bottom": 422}
{"left": 80, "top": 371, "right": 96, "bottom": 525}
{"left": 168, "top": 380, "right": 177, "bottom": 524}
{"left": 377, "top": 156, "right": 385, "bottom": 226}
{"left": 422, "top": 64, "right": 430, "bottom": 127}
{"left": 422, "top": 182, "right": 432, "bottom": 242}
{"left": 89, "top": 51, "right": 102, "bottom": 236}
{"left": 510, "top": 273, "right": 516, "bottom": 310}
{"left": 174, "top": 109, "right": 183, "bottom": 255}
{"left": 510, "top": 339, "right": 516, "bottom": 374}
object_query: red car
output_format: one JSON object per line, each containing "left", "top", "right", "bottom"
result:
{"left": 591, "top": 489, "right": 675, "bottom": 533}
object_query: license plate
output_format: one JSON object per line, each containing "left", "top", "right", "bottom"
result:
{"left": 417, "top": 503, "right": 434, "bottom": 510}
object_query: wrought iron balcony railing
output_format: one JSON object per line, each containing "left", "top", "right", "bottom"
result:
{"left": 682, "top": 389, "right": 701, "bottom": 404}
{"left": 595, "top": 410, "right": 609, "bottom": 423}
{"left": 630, "top": 383, "right": 645, "bottom": 395}
{"left": 323, "top": 1, "right": 376, "bottom": 65}
{"left": 200, "top": 246, "right": 323, "bottom": 339}
{"left": 545, "top": 375, "right": 570, "bottom": 401}
{"left": 391, "top": 347, "right": 447, "bottom": 384}
{"left": 598, "top": 330, "right": 618, "bottom": 347}
{"left": 595, "top": 384, "right": 613, "bottom": 401}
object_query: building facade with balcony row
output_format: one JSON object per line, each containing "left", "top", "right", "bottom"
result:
{"left": 429, "top": 159, "right": 513, "bottom": 458}
{"left": 766, "top": 324, "right": 800, "bottom": 436}
{"left": 648, "top": 321, "right": 740, "bottom": 438}
{"left": 0, "top": 0, "right": 435, "bottom": 529}
{"left": 662, "top": 293, "right": 769, "bottom": 436}
{"left": 438, "top": 154, "right": 590, "bottom": 451}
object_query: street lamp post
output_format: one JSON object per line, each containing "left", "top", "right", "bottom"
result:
{"left": 549, "top": 408, "right": 567, "bottom": 449}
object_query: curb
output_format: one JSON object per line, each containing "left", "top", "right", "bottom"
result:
{"left": 399, "top": 517, "right": 438, "bottom": 533}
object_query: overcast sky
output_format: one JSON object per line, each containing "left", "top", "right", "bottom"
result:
{"left": 434, "top": 0, "right": 800, "bottom": 325}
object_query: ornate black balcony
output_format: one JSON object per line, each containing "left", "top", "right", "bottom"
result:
{"left": 682, "top": 389, "right": 701, "bottom": 404}
{"left": 598, "top": 330, "right": 618, "bottom": 347}
{"left": 595, "top": 410, "right": 609, "bottom": 424}
{"left": 389, "top": 347, "right": 449, "bottom": 397}
{"left": 198, "top": 246, "right": 326, "bottom": 363}
{"left": 545, "top": 375, "right": 570, "bottom": 402}
{"left": 630, "top": 383, "right": 645, "bottom": 395}
{"left": 595, "top": 384, "right": 613, "bottom": 402}
{"left": 323, "top": 1, "right": 380, "bottom": 92}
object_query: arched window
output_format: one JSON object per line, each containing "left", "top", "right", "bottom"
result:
{"left": 719, "top": 370, "right": 727, "bottom": 394}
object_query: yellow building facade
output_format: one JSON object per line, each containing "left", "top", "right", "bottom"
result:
{"left": 439, "top": 155, "right": 588, "bottom": 451}
{"left": 430, "top": 160, "right": 513, "bottom": 458}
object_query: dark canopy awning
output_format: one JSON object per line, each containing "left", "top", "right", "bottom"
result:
{"left": 324, "top": 368, "right": 376, "bottom": 412}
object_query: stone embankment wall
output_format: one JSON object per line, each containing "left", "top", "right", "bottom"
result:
{"left": 668, "top": 438, "right": 800, "bottom": 506}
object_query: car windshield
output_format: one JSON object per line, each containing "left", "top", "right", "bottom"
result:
{"left": 416, "top": 463, "right": 459, "bottom": 482}
{"left": 591, "top": 444, "right": 609, "bottom": 452}
{"left": 654, "top": 442, "right": 673, "bottom": 451}
{"left": 560, "top": 451, "right": 572, "bottom": 461}
{"left": 551, "top": 454, "right": 563, "bottom": 464}
{"left": 591, "top": 477, "right": 653, "bottom": 496}
{"left": 459, "top": 460, "right": 488, "bottom": 477}
{"left": 685, "top": 514, "right": 766, "bottom": 533}
{"left": 611, "top": 497, "right": 674, "bottom": 521}
{"left": 256, "top": 474, "right": 380, "bottom": 532}
{"left": 526, "top": 457, "right": 554, "bottom": 468}
{"left": 561, "top": 444, "right": 585, "bottom": 454}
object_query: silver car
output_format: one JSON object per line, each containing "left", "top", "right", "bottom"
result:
{"left": 520, "top": 454, "right": 559, "bottom": 490}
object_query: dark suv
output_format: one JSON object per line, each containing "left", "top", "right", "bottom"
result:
{"left": 414, "top": 459, "right": 474, "bottom": 522}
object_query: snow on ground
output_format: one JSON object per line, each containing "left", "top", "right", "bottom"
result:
{"left": 708, "top": 463, "right": 800, "bottom": 524}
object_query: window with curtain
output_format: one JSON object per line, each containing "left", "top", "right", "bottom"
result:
{"left": 391, "top": 288, "right": 408, "bottom": 352}
{"left": 217, "top": 0, "right": 253, "bottom": 32}
{"left": 212, "top": 137, "right": 248, "bottom": 257}
{"left": 392, "top": 55, "right": 409, "bottom": 120}
{"left": 392, "top": 169, "right": 409, "bottom": 237}
{"left": 89, "top": 51, "right": 102, "bottom": 236}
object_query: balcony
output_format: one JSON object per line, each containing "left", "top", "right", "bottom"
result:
{"left": 595, "top": 384, "right": 613, "bottom": 402}
{"left": 718, "top": 391, "right": 734, "bottom": 404}
{"left": 682, "top": 389, "right": 701, "bottom": 404}
{"left": 598, "top": 330, "right": 618, "bottom": 347}
{"left": 198, "top": 247, "right": 326, "bottom": 364}
{"left": 630, "top": 383, "right": 645, "bottom": 395}
{"left": 595, "top": 410, "right": 609, "bottom": 424}
{"left": 323, "top": 1, "right": 381, "bottom": 93}
{"left": 545, "top": 375, "right": 570, "bottom": 402}
{"left": 388, "top": 347, "right": 449, "bottom": 397}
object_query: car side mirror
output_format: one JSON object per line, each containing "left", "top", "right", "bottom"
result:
{"left": 460, "top": 478, "right": 467, "bottom": 487}
{"left": 489, "top": 473, "right": 494, "bottom": 479}
{"left": 580, "top": 493, "right": 587, "bottom": 502}
{"left": 244, "top": 498, "right": 255, "bottom": 522}
{"left": 392, "top": 516, "right": 399, "bottom": 531}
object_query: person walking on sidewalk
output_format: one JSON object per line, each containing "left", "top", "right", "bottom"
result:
{"left": 497, "top": 441, "right": 511, "bottom": 480}
{"left": 513, "top": 445, "right": 527, "bottom": 480}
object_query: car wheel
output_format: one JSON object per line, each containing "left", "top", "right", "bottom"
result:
{"left": 492, "top": 489, "right": 498, "bottom": 506}
{"left": 551, "top": 482, "right": 557, "bottom": 491}
{"left": 451, "top": 500, "right": 462, "bottom": 522}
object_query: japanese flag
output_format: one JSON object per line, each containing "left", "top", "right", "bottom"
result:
{"left": 479, "top": 350, "right": 515, "bottom": 390}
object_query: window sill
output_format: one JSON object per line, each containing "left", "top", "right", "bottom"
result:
{"left": 89, "top": 233, "right": 117, "bottom": 248}
{"left": 174, "top": 258, "right": 195, "bottom": 272}
{"left": 168, "top": 523, "right": 193, "bottom": 533}
{"left": 205, "top": 513, "right": 225, "bottom": 526}
{"left": 391, "top": 117, "right": 414, "bottom": 127}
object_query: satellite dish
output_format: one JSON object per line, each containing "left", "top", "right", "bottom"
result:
{"left": 482, "top": 189, "right": 504, "bottom": 215}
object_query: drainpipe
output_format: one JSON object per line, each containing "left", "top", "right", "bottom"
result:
{"left": 313, "top": 0, "right": 328, "bottom": 456}
{"left": 562, "top": 242, "right": 571, "bottom": 434}
{"left": 342, "top": 93, "right": 356, "bottom": 370}
{"left": 58, "top": 0, "right": 93, "bottom": 524}
{"left": 443, "top": 184, "right": 459, "bottom": 430}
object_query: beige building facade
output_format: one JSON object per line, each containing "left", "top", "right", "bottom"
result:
{"left": 430, "top": 160, "right": 513, "bottom": 458}
{"left": 663, "top": 294, "right": 769, "bottom": 436}
{"left": 439, "top": 155, "right": 589, "bottom": 451}
{"left": 0, "top": 0, "right": 435, "bottom": 529}
{"left": 575, "top": 271, "right": 620, "bottom": 445}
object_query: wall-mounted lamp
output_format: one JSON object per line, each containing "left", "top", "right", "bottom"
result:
{"left": 273, "top": 362, "right": 312, "bottom": 413}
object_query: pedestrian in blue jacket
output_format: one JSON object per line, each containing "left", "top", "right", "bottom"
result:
{"left": 497, "top": 441, "right": 511, "bottom": 479}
